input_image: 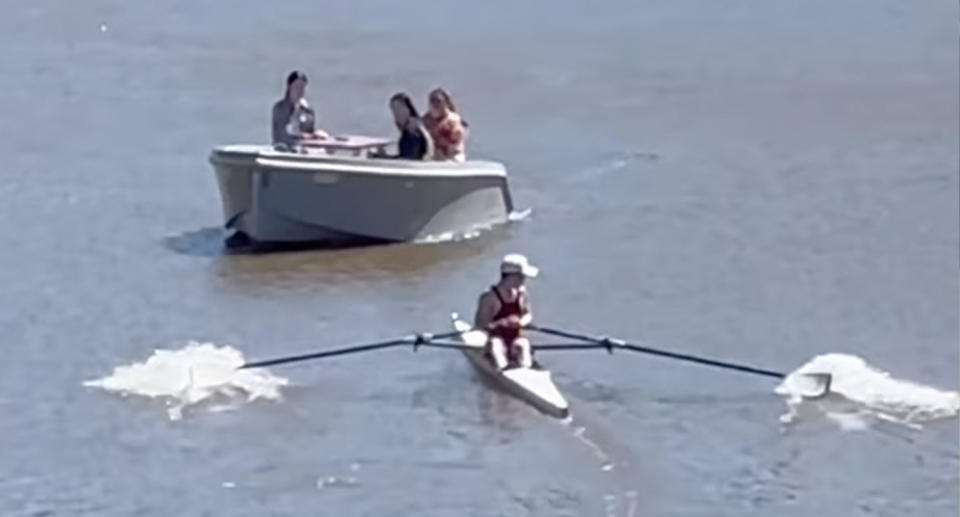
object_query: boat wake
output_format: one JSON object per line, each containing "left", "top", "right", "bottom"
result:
{"left": 415, "top": 208, "right": 532, "bottom": 244}
{"left": 775, "top": 353, "right": 959, "bottom": 430}
{"left": 569, "top": 151, "right": 660, "bottom": 184}
{"left": 84, "top": 342, "right": 288, "bottom": 420}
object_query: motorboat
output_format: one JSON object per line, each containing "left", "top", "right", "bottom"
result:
{"left": 209, "top": 139, "right": 515, "bottom": 248}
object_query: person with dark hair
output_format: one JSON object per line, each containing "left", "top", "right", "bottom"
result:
{"left": 422, "top": 87, "right": 467, "bottom": 161}
{"left": 271, "top": 70, "right": 328, "bottom": 150}
{"left": 373, "top": 93, "right": 432, "bottom": 160}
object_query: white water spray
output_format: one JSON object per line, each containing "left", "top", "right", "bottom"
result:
{"left": 776, "top": 353, "right": 958, "bottom": 429}
{"left": 85, "top": 341, "right": 288, "bottom": 420}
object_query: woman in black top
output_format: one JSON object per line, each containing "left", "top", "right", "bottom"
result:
{"left": 377, "top": 93, "right": 433, "bottom": 160}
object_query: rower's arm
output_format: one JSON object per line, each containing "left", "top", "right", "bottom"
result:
{"left": 474, "top": 292, "right": 497, "bottom": 330}
{"left": 519, "top": 291, "right": 533, "bottom": 327}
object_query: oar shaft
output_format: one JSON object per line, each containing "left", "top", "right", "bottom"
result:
{"left": 534, "top": 343, "right": 610, "bottom": 351}
{"left": 620, "top": 344, "right": 784, "bottom": 379}
{"left": 414, "top": 342, "right": 473, "bottom": 351}
{"left": 241, "top": 340, "right": 407, "bottom": 369}
{"left": 239, "top": 330, "right": 465, "bottom": 369}
{"left": 530, "top": 325, "right": 785, "bottom": 379}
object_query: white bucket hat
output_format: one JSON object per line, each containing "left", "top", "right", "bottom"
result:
{"left": 500, "top": 254, "right": 539, "bottom": 278}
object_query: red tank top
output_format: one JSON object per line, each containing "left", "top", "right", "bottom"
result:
{"left": 489, "top": 286, "right": 523, "bottom": 344}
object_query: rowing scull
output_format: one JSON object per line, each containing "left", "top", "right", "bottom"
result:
{"left": 452, "top": 317, "right": 569, "bottom": 418}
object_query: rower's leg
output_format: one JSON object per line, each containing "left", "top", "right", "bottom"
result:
{"left": 515, "top": 337, "right": 533, "bottom": 369}
{"left": 489, "top": 337, "right": 509, "bottom": 370}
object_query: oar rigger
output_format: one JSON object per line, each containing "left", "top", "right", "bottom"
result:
{"left": 599, "top": 337, "right": 622, "bottom": 354}
{"left": 412, "top": 332, "right": 434, "bottom": 351}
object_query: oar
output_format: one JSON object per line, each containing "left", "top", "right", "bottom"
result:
{"left": 240, "top": 330, "right": 466, "bottom": 369}
{"left": 528, "top": 325, "right": 832, "bottom": 398}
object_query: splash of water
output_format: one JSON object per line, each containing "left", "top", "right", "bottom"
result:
{"left": 775, "top": 353, "right": 959, "bottom": 429}
{"left": 416, "top": 229, "right": 481, "bottom": 244}
{"left": 84, "top": 342, "right": 288, "bottom": 420}
{"left": 507, "top": 208, "right": 533, "bottom": 222}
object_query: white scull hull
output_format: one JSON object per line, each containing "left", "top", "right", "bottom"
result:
{"left": 452, "top": 319, "right": 569, "bottom": 419}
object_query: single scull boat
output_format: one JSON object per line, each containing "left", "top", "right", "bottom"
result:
{"left": 452, "top": 317, "right": 569, "bottom": 418}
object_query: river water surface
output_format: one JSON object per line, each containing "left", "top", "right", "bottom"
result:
{"left": 1, "top": 1, "right": 958, "bottom": 516}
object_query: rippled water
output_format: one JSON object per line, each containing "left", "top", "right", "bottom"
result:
{"left": 1, "top": 1, "right": 957, "bottom": 516}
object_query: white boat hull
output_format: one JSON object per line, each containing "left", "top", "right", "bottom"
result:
{"left": 453, "top": 319, "right": 569, "bottom": 419}
{"left": 210, "top": 145, "right": 514, "bottom": 246}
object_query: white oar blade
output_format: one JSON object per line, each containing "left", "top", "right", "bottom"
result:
{"left": 778, "top": 372, "right": 832, "bottom": 399}
{"left": 795, "top": 373, "right": 832, "bottom": 398}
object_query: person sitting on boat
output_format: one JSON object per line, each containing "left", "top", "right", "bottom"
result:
{"left": 422, "top": 88, "right": 467, "bottom": 162}
{"left": 473, "top": 254, "right": 538, "bottom": 370}
{"left": 271, "top": 70, "right": 329, "bottom": 151}
{"left": 372, "top": 93, "right": 433, "bottom": 160}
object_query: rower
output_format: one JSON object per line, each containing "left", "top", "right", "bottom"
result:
{"left": 474, "top": 254, "right": 538, "bottom": 370}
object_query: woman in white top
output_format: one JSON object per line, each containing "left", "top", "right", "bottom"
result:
{"left": 421, "top": 88, "right": 467, "bottom": 162}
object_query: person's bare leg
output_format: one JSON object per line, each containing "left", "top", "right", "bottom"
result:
{"left": 489, "top": 337, "right": 508, "bottom": 370}
{"left": 515, "top": 337, "right": 533, "bottom": 369}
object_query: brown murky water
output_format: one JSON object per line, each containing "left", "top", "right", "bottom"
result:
{"left": 1, "top": 1, "right": 957, "bottom": 515}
